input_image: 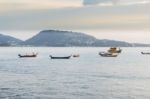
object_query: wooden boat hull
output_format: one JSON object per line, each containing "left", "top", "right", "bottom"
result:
{"left": 18, "top": 54, "right": 37, "bottom": 58}
{"left": 141, "top": 52, "right": 150, "bottom": 55}
{"left": 50, "top": 55, "right": 71, "bottom": 59}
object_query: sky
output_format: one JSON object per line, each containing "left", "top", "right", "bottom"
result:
{"left": 0, "top": 0, "right": 150, "bottom": 43}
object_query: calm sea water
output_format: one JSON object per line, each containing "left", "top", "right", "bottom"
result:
{"left": 0, "top": 47, "right": 150, "bottom": 99}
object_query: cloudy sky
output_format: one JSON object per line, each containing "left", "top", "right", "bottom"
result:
{"left": 0, "top": 0, "right": 150, "bottom": 43}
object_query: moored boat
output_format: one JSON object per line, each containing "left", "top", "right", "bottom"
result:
{"left": 141, "top": 52, "right": 150, "bottom": 55}
{"left": 18, "top": 53, "right": 38, "bottom": 58}
{"left": 73, "top": 54, "right": 80, "bottom": 58}
{"left": 50, "top": 55, "right": 71, "bottom": 59}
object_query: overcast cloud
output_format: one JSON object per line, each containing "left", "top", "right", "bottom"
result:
{"left": 0, "top": 0, "right": 150, "bottom": 43}
{"left": 83, "top": 0, "right": 118, "bottom": 5}
{"left": 83, "top": 0, "right": 150, "bottom": 6}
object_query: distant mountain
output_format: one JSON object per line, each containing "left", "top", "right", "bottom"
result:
{"left": 24, "top": 30, "right": 134, "bottom": 47}
{"left": 24, "top": 30, "right": 96, "bottom": 46}
{"left": 132, "top": 43, "right": 150, "bottom": 47}
{"left": 94, "top": 39, "right": 132, "bottom": 47}
{"left": 0, "top": 30, "right": 150, "bottom": 47}
{"left": 0, "top": 34, "right": 22, "bottom": 46}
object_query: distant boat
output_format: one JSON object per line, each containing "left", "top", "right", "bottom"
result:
{"left": 50, "top": 55, "right": 71, "bottom": 59}
{"left": 99, "top": 52, "right": 118, "bottom": 57}
{"left": 108, "top": 47, "right": 122, "bottom": 53}
{"left": 141, "top": 52, "right": 150, "bottom": 55}
{"left": 18, "top": 53, "right": 38, "bottom": 58}
{"left": 73, "top": 54, "right": 80, "bottom": 58}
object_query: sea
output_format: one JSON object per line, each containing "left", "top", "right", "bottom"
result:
{"left": 0, "top": 47, "right": 150, "bottom": 99}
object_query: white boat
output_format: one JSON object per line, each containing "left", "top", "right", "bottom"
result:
{"left": 99, "top": 52, "right": 118, "bottom": 57}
